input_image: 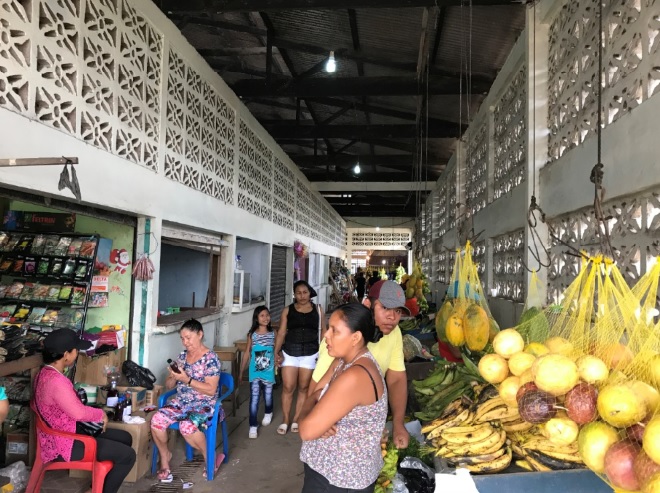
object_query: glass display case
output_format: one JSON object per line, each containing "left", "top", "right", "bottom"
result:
{"left": 233, "top": 270, "right": 251, "bottom": 311}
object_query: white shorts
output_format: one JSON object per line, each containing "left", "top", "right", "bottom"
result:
{"left": 281, "top": 351, "right": 318, "bottom": 370}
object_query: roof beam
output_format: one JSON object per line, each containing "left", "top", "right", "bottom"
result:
{"left": 294, "top": 154, "right": 417, "bottom": 167}
{"left": 279, "top": 138, "right": 417, "bottom": 153}
{"left": 162, "top": 0, "right": 514, "bottom": 13}
{"left": 263, "top": 122, "right": 462, "bottom": 139}
{"left": 304, "top": 171, "right": 428, "bottom": 181}
{"left": 231, "top": 75, "right": 490, "bottom": 97}
{"left": 314, "top": 181, "right": 436, "bottom": 192}
{"left": 330, "top": 205, "right": 417, "bottom": 218}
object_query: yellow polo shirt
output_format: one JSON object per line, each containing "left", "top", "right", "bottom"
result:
{"left": 311, "top": 326, "right": 406, "bottom": 382}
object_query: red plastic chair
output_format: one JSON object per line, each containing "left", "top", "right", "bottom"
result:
{"left": 26, "top": 402, "right": 113, "bottom": 493}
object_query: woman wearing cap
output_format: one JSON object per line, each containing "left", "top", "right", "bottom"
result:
{"left": 299, "top": 303, "right": 386, "bottom": 492}
{"left": 308, "top": 280, "right": 411, "bottom": 449}
{"left": 33, "top": 329, "right": 136, "bottom": 493}
{"left": 274, "top": 280, "right": 326, "bottom": 435}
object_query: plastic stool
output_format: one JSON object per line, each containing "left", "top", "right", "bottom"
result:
{"left": 214, "top": 346, "right": 239, "bottom": 416}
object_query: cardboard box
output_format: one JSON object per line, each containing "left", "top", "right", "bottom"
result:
{"left": 71, "top": 412, "right": 153, "bottom": 482}
{"left": 5, "top": 432, "right": 28, "bottom": 465}
{"left": 75, "top": 348, "right": 126, "bottom": 386}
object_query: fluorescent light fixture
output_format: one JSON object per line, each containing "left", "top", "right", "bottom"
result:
{"left": 326, "top": 51, "right": 336, "bottom": 73}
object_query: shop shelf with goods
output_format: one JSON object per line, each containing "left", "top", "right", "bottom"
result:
{"left": 0, "top": 231, "right": 100, "bottom": 368}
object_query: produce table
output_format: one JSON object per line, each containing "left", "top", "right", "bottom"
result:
{"left": 469, "top": 469, "right": 610, "bottom": 493}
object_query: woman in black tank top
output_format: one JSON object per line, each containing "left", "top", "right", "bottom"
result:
{"left": 274, "top": 281, "right": 326, "bottom": 434}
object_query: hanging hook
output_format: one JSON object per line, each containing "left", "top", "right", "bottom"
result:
{"left": 522, "top": 196, "right": 551, "bottom": 273}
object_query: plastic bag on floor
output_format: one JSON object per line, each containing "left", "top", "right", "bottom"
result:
{"left": 0, "top": 461, "right": 28, "bottom": 492}
{"left": 398, "top": 457, "right": 435, "bottom": 493}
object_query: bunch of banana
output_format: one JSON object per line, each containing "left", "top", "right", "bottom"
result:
{"left": 434, "top": 422, "right": 511, "bottom": 474}
{"left": 472, "top": 396, "right": 534, "bottom": 432}
{"left": 509, "top": 432, "right": 584, "bottom": 472}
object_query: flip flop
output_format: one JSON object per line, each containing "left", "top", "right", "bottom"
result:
{"left": 202, "top": 453, "right": 225, "bottom": 480}
{"left": 291, "top": 422, "right": 299, "bottom": 433}
{"left": 157, "top": 469, "right": 173, "bottom": 483}
{"left": 277, "top": 423, "right": 288, "bottom": 435}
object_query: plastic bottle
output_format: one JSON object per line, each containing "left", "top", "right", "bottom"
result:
{"left": 236, "top": 255, "right": 242, "bottom": 270}
{"left": 106, "top": 380, "right": 119, "bottom": 407}
{"left": 123, "top": 392, "right": 132, "bottom": 420}
{"left": 167, "top": 358, "right": 181, "bottom": 374}
{"left": 113, "top": 396, "right": 125, "bottom": 422}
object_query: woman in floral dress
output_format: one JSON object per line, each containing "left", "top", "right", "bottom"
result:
{"left": 151, "top": 319, "right": 221, "bottom": 482}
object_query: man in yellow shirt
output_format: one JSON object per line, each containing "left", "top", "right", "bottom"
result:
{"left": 309, "top": 280, "right": 410, "bottom": 449}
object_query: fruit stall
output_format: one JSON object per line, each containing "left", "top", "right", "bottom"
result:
{"left": 378, "top": 245, "right": 660, "bottom": 493}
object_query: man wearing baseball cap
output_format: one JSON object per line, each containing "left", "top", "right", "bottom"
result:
{"left": 309, "top": 280, "right": 411, "bottom": 448}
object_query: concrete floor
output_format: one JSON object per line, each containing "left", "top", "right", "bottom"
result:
{"left": 40, "top": 382, "right": 304, "bottom": 493}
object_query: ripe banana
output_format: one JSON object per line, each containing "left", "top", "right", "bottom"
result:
{"left": 523, "top": 437, "right": 578, "bottom": 454}
{"left": 449, "top": 445, "right": 507, "bottom": 466}
{"left": 524, "top": 452, "right": 551, "bottom": 472}
{"left": 500, "top": 411, "right": 522, "bottom": 424}
{"left": 510, "top": 442, "right": 525, "bottom": 458}
{"left": 476, "top": 405, "right": 520, "bottom": 423}
{"left": 422, "top": 409, "right": 459, "bottom": 434}
{"left": 426, "top": 408, "right": 471, "bottom": 439}
{"left": 502, "top": 419, "right": 535, "bottom": 433}
{"left": 460, "top": 447, "right": 512, "bottom": 474}
{"left": 445, "top": 428, "right": 506, "bottom": 456}
{"left": 530, "top": 448, "right": 583, "bottom": 463}
{"left": 474, "top": 397, "right": 505, "bottom": 421}
{"left": 515, "top": 460, "right": 534, "bottom": 472}
{"left": 442, "top": 423, "right": 494, "bottom": 444}
{"left": 526, "top": 449, "right": 583, "bottom": 470}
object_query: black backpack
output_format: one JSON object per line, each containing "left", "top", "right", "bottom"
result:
{"left": 122, "top": 360, "right": 157, "bottom": 389}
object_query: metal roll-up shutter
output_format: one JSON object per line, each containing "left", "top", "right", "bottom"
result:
{"left": 269, "top": 246, "right": 287, "bottom": 323}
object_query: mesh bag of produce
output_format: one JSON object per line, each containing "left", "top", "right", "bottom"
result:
{"left": 435, "top": 241, "right": 497, "bottom": 353}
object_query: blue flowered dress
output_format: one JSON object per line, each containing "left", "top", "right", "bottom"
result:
{"left": 159, "top": 350, "right": 222, "bottom": 430}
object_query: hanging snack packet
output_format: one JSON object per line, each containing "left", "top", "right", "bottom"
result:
{"left": 46, "top": 284, "right": 62, "bottom": 302}
{"left": 70, "top": 285, "right": 86, "bottom": 305}
{"left": 3, "top": 235, "right": 20, "bottom": 252}
{"left": 13, "top": 304, "right": 31, "bottom": 321}
{"left": 15, "top": 236, "right": 33, "bottom": 253}
{"left": 70, "top": 309, "right": 84, "bottom": 329}
{"left": 0, "top": 233, "right": 8, "bottom": 250}
{"left": 11, "top": 257, "right": 24, "bottom": 274}
{"left": 79, "top": 238, "right": 97, "bottom": 259}
{"left": 19, "top": 282, "right": 35, "bottom": 301}
{"left": 32, "top": 283, "right": 50, "bottom": 301}
{"left": 0, "top": 284, "right": 8, "bottom": 299}
{"left": 40, "top": 308, "right": 60, "bottom": 326}
{"left": 58, "top": 283, "right": 73, "bottom": 302}
{"left": 49, "top": 257, "right": 64, "bottom": 277}
{"left": 31, "top": 235, "right": 47, "bottom": 255}
{"left": 74, "top": 260, "right": 91, "bottom": 280}
{"left": 62, "top": 258, "right": 77, "bottom": 278}
{"left": 43, "top": 236, "right": 60, "bottom": 255}
{"left": 6, "top": 281, "right": 24, "bottom": 299}
{"left": 0, "top": 258, "right": 13, "bottom": 273}
{"left": 27, "top": 307, "right": 47, "bottom": 324}
{"left": 0, "top": 304, "right": 17, "bottom": 318}
{"left": 37, "top": 257, "right": 50, "bottom": 275}
{"left": 67, "top": 238, "right": 83, "bottom": 256}
{"left": 24, "top": 257, "right": 36, "bottom": 275}
{"left": 53, "top": 237, "right": 72, "bottom": 256}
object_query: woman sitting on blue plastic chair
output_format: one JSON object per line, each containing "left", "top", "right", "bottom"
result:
{"left": 151, "top": 319, "right": 222, "bottom": 482}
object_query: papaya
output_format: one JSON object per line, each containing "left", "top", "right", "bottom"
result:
{"left": 446, "top": 312, "right": 465, "bottom": 346}
{"left": 435, "top": 300, "right": 453, "bottom": 343}
{"left": 463, "top": 304, "right": 490, "bottom": 351}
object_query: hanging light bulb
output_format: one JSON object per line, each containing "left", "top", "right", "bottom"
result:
{"left": 376, "top": 226, "right": 380, "bottom": 231}
{"left": 353, "top": 161, "right": 361, "bottom": 174}
{"left": 325, "top": 51, "right": 336, "bottom": 73}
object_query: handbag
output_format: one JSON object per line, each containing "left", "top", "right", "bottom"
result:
{"left": 122, "top": 360, "right": 157, "bottom": 390}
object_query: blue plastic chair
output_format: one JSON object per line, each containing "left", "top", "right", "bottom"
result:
{"left": 151, "top": 372, "right": 234, "bottom": 481}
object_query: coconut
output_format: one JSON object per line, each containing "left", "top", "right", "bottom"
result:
{"left": 492, "top": 329, "right": 525, "bottom": 359}
{"left": 518, "top": 390, "right": 557, "bottom": 424}
{"left": 499, "top": 376, "right": 522, "bottom": 408}
{"left": 478, "top": 353, "right": 509, "bottom": 384}
{"left": 544, "top": 416, "right": 580, "bottom": 446}
{"left": 508, "top": 352, "right": 537, "bottom": 377}
{"left": 534, "top": 354, "right": 579, "bottom": 396}
{"left": 598, "top": 383, "right": 648, "bottom": 428}
{"left": 565, "top": 383, "right": 598, "bottom": 425}
{"left": 576, "top": 355, "right": 610, "bottom": 386}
